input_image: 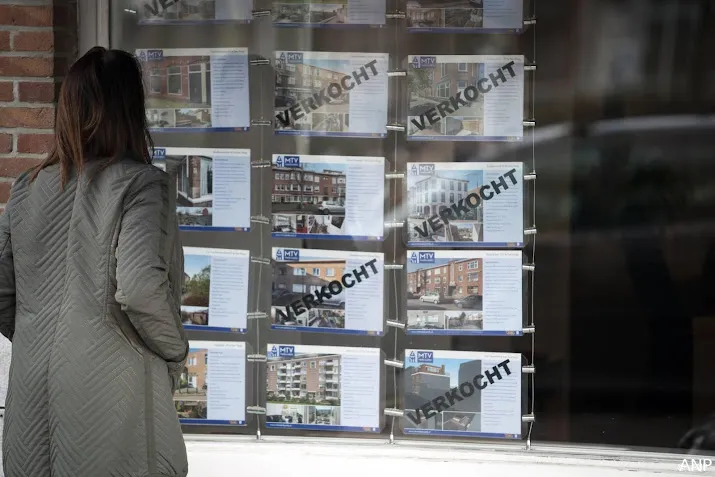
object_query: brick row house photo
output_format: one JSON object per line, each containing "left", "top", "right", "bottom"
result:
{"left": 407, "top": 257, "right": 483, "bottom": 299}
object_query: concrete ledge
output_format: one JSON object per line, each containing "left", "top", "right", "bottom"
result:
{"left": 184, "top": 435, "right": 708, "bottom": 477}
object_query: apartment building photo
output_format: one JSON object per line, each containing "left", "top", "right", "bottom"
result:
{"left": 272, "top": 167, "right": 346, "bottom": 205}
{"left": 408, "top": 173, "right": 471, "bottom": 218}
{"left": 275, "top": 59, "right": 348, "bottom": 103}
{"left": 267, "top": 354, "right": 342, "bottom": 403}
{"left": 273, "top": 260, "right": 346, "bottom": 295}
{"left": 407, "top": 258, "right": 483, "bottom": 298}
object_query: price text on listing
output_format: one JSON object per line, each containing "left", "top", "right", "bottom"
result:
{"left": 405, "top": 359, "right": 513, "bottom": 426}
{"left": 413, "top": 168, "right": 519, "bottom": 238}
{"left": 275, "top": 258, "right": 379, "bottom": 321}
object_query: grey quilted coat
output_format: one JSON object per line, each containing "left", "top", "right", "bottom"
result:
{"left": 0, "top": 159, "right": 190, "bottom": 477}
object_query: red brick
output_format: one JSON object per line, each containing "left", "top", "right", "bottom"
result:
{"left": 0, "top": 182, "right": 12, "bottom": 203}
{"left": 0, "top": 108, "right": 54, "bottom": 128}
{"left": 0, "top": 32, "right": 10, "bottom": 51}
{"left": 13, "top": 31, "right": 54, "bottom": 52}
{"left": 0, "top": 57, "right": 53, "bottom": 77}
{"left": 0, "top": 134, "right": 11, "bottom": 154}
{"left": 17, "top": 133, "right": 53, "bottom": 154}
{"left": 18, "top": 81, "right": 54, "bottom": 102}
{"left": 0, "top": 82, "right": 13, "bottom": 102}
{"left": 0, "top": 158, "right": 41, "bottom": 179}
{"left": 0, "top": 5, "right": 53, "bottom": 27}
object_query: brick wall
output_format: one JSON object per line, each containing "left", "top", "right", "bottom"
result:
{"left": 0, "top": 0, "right": 78, "bottom": 208}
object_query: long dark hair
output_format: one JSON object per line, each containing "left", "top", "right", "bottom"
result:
{"left": 31, "top": 46, "right": 153, "bottom": 186}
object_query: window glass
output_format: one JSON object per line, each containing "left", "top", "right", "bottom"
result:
{"left": 109, "top": 0, "right": 715, "bottom": 453}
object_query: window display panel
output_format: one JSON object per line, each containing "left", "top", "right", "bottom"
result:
{"left": 272, "top": 0, "right": 386, "bottom": 28}
{"left": 401, "top": 350, "right": 522, "bottom": 439}
{"left": 266, "top": 344, "right": 381, "bottom": 432}
{"left": 137, "top": 47, "right": 250, "bottom": 132}
{"left": 135, "top": 0, "right": 254, "bottom": 25}
{"left": 152, "top": 147, "right": 251, "bottom": 231}
{"left": 274, "top": 51, "right": 389, "bottom": 137}
{"left": 176, "top": 341, "right": 246, "bottom": 426}
{"left": 406, "top": 250, "right": 523, "bottom": 335}
{"left": 271, "top": 248, "right": 384, "bottom": 335}
{"left": 182, "top": 247, "right": 250, "bottom": 333}
{"left": 406, "top": 0, "right": 523, "bottom": 33}
{"left": 406, "top": 162, "right": 524, "bottom": 247}
{"left": 407, "top": 55, "right": 524, "bottom": 141}
{"left": 271, "top": 154, "right": 385, "bottom": 241}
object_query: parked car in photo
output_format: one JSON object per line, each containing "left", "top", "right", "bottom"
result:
{"left": 420, "top": 292, "right": 441, "bottom": 304}
{"left": 454, "top": 294, "right": 482, "bottom": 309}
{"left": 318, "top": 201, "right": 345, "bottom": 215}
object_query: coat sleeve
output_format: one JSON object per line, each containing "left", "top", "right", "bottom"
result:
{"left": 167, "top": 204, "right": 189, "bottom": 392}
{"left": 115, "top": 169, "right": 188, "bottom": 365}
{"left": 0, "top": 208, "right": 15, "bottom": 342}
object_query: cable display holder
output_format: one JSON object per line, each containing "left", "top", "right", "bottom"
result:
{"left": 244, "top": 8, "right": 276, "bottom": 435}
{"left": 381, "top": 0, "right": 538, "bottom": 449}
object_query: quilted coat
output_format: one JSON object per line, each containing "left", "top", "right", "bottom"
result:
{"left": 0, "top": 159, "right": 190, "bottom": 477}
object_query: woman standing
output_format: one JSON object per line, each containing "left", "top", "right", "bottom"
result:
{"left": 0, "top": 47, "right": 189, "bottom": 477}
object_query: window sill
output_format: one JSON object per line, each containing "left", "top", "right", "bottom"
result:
{"left": 184, "top": 435, "right": 698, "bottom": 477}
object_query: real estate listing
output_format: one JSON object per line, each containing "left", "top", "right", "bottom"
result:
{"left": 266, "top": 344, "right": 381, "bottom": 432}
{"left": 271, "top": 154, "right": 385, "bottom": 241}
{"left": 406, "top": 250, "right": 523, "bottom": 335}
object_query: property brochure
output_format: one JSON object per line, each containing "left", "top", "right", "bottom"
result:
{"left": 176, "top": 340, "right": 246, "bottom": 426}
{"left": 272, "top": 0, "right": 386, "bottom": 28}
{"left": 137, "top": 47, "right": 250, "bottom": 132}
{"left": 266, "top": 344, "right": 381, "bottom": 432}
{"left": 136, "top": 0, "right": 254, "bottom": 25}
{"left": 271, "top": 247, "right": 384, "bottom": 335}
{"left": 182, "top": 247, "right": 250, "bottom": 333}
{"left": 406, "top": 162, "right": 524, "bottom": 247}
{"left": 274, "top": 51, "right": 389, "bottom": 137}
{"left": 406, "top": 0, "right": 524, "bottom": 33}
{"left": 406, "top": 250, "right": 523, "bottom": 335}
{"left": 152, "top": 147, "right": 251, "bottom": 231}
{"left": 407, "top": 55, "right": 524, "bottom": 141}
{"left": 271, "top": 154, "right": 385, "bottom": 241}
{"left": 402, "top": 349, "right": 522, "bottom": 439}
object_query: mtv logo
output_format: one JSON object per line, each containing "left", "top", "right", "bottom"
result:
{"left": 415, "top": 56, "right": 437, "bottom": 69}
{"left": 418, "top": 252, "right": 435, "bottom": 263}
{"left": 153, "top": 148, "right": 166, "bottom": 157}
{"left": 418, "top": 164, "right": 435, "bottom": 175}
{"left": 145, "top": 49, "right": 164, "bottom": 61}
{"left": 416, "top": 351, "right": 434, "bottom": 363}
{"left": 408, "top": 351, "right": 416, "bottom": 362}
{"left": 409, "top": 164, "right": 419, "bottom": 176}
{"left": 269, "top": 346, "right": 279, "bottom": 357}
{"left": 286, "top": 52, "right": 304, "bottom": 64}
{"left": 276, "top": 155, "right": 300, "bottom": 168}
{"left": 137, "top": 50, "right": 147, "bottom": 62}
{"left": 409, "top": 252, "right": 419, "bottom": 264}
{"left": 278, "top": 346, "right": 295, "bottom": 357}
{"left": 282, "top": 249, "right": 300, "bottom": 262}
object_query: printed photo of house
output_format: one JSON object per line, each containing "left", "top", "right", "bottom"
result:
{"left": 175, "top": 347, "right": 209, "bottom": 419}
{"left": 408, "top": 59, "right": 486, "bottom": 137}
{"left": 140, "top": 52, "right": 213, "bottom": 129}
{"left": 406, "top": 169, "right": 484, "bottom": 243}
